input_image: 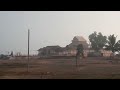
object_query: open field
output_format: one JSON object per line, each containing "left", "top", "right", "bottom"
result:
{"left": 0, "top": 57, "right": 120, "bottom": 79}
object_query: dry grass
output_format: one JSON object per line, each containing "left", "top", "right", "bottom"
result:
{"left": 0, "top": 57, "right": 120, "bottom": 79}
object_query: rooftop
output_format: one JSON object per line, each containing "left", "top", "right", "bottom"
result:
{"left": 73, "top": 36, "right": 87, "bottom": 42}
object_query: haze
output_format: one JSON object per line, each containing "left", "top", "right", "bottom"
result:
{"left": 0, "top": 11, "right": 120, "bottom": 55}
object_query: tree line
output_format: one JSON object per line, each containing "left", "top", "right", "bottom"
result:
{"left": 76, "top": 31, "right": 120, "bottom": 59}
{"left": 89, "top": 31, "right": 120, "bottom": 54}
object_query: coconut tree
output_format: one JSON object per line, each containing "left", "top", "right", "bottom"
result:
{"left": 105, "top": 34, "right": 120, "bottom": 59}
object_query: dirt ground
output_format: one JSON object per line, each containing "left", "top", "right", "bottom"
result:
{"left": 0, "top": 57, "right": 120, "bottom": 79}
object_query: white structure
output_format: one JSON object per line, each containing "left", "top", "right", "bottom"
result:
{"left": 67, "top": 36, "right": 89, "bottom": 50}
{"left": 38, "top": 36, "right": 89, "bottom": 57}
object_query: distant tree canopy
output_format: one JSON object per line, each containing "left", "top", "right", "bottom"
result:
{"left": 105, "top": 34, "right": 120, "bottom": 53}
{"left": 89, "top": 31, "right": 107, "bottom": 52}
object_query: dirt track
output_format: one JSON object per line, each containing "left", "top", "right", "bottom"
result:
{"left": 0, "top": 57, "right": 120, "bottom": 79}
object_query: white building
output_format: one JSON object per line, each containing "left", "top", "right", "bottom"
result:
{"left": 38, "top": 36, "right": 89, "bottom": 57}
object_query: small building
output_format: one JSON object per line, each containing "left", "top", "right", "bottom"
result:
{"left": 38, "top": 45, "right": 63, "bottom": 57}
{"left": 100, "top": 50, "right": 113, "bottom": 57}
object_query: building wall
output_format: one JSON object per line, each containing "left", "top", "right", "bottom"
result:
{"left": 100, "top": 50, "right": 112, "bottom": 57}
{"left": 38, "top": 48, "right": 113, "bottom": 57}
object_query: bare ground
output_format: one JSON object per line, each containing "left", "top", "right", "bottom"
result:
{"left": 0, "top": 57, "right": 120, "bottom": 79}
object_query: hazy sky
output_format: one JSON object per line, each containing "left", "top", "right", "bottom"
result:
{"left": 1, "top": 11, "right": 120, "bottom": 55}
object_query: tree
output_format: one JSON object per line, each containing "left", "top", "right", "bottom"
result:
{"left": 76, "top": 44, "right": 84, "bottom": 57}
{"left": 89, "top": 31, "right": 107, "bottom": 52}
{"left": 76, "top": 44, "right": 84, "bottom": 67}
{"left": 105, "top": 34, "right": 120, "bottom": 55}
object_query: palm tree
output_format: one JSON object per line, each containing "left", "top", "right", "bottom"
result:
{"left": 105, "top": 34, "right": 120, "bottom": 59}
{"left": 76, "top": 44, "right": 84, "bottom": 67}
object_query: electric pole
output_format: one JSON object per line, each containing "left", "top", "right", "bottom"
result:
{"left": 27, "top": 29, "right": 30, "bottom": 72}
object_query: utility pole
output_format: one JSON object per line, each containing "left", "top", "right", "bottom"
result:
{"left": 27, "top": 29, "right": 30, "bottom": 72}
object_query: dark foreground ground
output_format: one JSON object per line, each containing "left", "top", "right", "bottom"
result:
{"left": 0, "top": 57, "right": 120, "bottom": 79}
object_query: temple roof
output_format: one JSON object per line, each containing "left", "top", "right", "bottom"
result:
{"left": 73, "top": 36, "right": 87, "bottom": 42}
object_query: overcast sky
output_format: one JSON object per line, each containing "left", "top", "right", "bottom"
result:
{"left": 0, "top": 11, "right": 120, "bottom": 55}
